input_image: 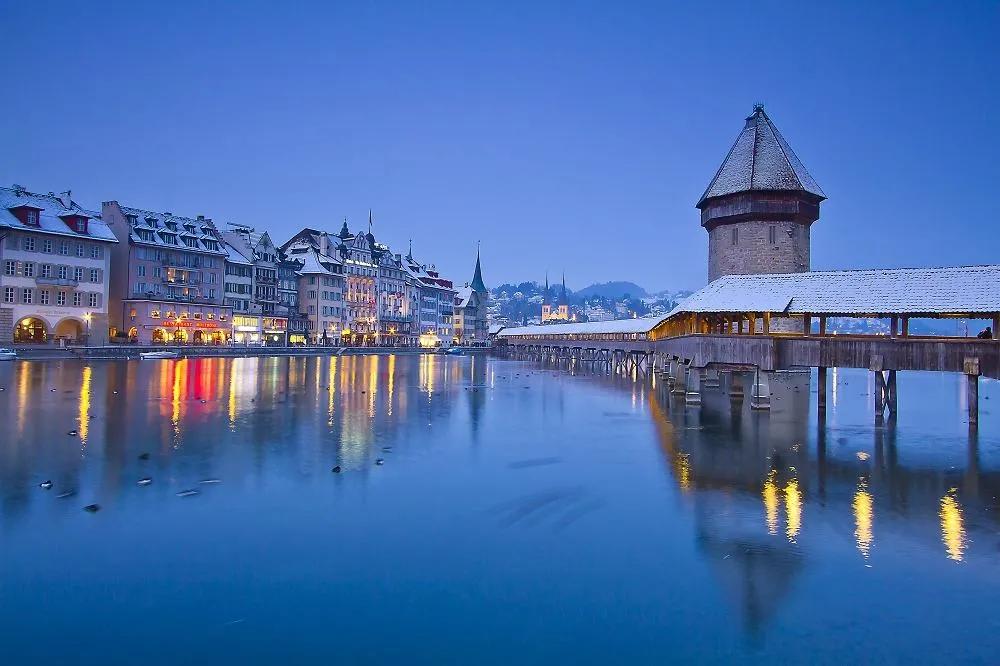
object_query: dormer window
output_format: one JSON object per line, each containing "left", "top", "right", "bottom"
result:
{"left": 8, "top": 204, "right": 43, "bottom": 226}
{"left": 127, "top": 214, "right": 139, "bottom": 226}
{"left": 27, "top": 210, "right": 38, "bottom": 226}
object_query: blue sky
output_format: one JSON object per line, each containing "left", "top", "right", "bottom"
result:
{"left": 2, "top": 1, "right": 998, "bottom": 291}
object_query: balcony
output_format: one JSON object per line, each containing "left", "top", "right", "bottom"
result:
{"left": 37, "top": 276, "right": 79, "bottom": 287}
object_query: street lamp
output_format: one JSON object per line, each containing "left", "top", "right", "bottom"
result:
{"left": 83, "top": 313, "right": 92, "bottom": 347}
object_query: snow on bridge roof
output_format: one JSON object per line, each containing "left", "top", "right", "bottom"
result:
{"left": 498, "top": 317, "right": 665, "bottom": 337}
{"left": 668, "top": 265, "right": 1000, "bottom": 317}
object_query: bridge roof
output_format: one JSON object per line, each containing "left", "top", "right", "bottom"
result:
{"left": 670, "top": 265, "right": 1000, "bottom": 317}
{"left": 498, "top": 317, "right": 664, "bottom": 337}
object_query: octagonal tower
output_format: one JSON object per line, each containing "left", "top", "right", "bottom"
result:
{"left": 698, "top": 105, "right": 826, "bottom": 282}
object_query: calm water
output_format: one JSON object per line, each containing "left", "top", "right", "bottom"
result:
{"left": 0, "top": 355, "right": 998, "bottom": 664}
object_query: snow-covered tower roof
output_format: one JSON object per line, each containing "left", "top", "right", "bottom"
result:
{"left": 698, "top": 105, "right": 825, "bottom": 207}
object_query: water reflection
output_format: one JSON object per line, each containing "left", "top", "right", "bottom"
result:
{"left": 0, "top": 358, "right": 997, "bottom": 660}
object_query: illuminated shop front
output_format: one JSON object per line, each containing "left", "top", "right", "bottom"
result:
{"left": 232, "top": 315, "right": 288, "bottom": 345}
{"left": 124, "top": 299, "right": 233, "bottom": 345}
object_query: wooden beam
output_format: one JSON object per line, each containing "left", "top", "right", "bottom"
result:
{"left": 763, "top": 312, "right": 771, "bottom": 335}
{"left": 803, "top": 314, "right": 811, "bottom": 337}
{"left": 819, "top": 315, "right": 827, "bottom": 335}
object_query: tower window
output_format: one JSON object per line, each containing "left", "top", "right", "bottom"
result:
{"left": 768, "top": 225, "right": 776, "bottom": 245}
{"left": 730, "top": 228, "right": 739, "bottom": 246}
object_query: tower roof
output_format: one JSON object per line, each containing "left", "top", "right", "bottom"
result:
{"left": 559, "top": 272, "right": 568, "bottom": 306}
{"left": 698, "top": 105, "right": 825, "bottom": 207}
{"left": 470, "top": 245, "right": 487, "bottom": 292}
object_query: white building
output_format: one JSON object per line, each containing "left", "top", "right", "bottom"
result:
{"left": 282, "top": 233, "right": 345, "bottom": 344}
{"left": 0, "top": 185, "right": 116, "bottom": 345}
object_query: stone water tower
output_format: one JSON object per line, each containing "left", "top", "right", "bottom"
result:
{"left": 698, "top": 105, "right": 826, "bottom": 282}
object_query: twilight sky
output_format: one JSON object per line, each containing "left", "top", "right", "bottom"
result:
{"left": 2, "top": 1, "right": 998, "bottom": 292}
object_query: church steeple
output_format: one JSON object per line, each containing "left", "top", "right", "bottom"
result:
{"left": 338, "top": 217, "right": 351, "bottom": 239}
{"left": 470, "top": 242, "right": 487, "bottom": 293}
{"left": 559, "top": 272, "right": 568, "bottom": 306}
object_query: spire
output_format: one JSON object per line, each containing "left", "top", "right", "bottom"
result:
{"left": 470, "top": 242, "right": 487, "bottom": 293}
{"left": 368, "top": 209, "right": 373, "bottom": 234}
{"left": 338, "top": 217, "right": 351, "bottom": 239}
{"left": 407, "top": 239, "right": 413, "bottom": 261}
{"left": 697, "top": 104, "right": 825, "bottom": 207}
{"left": 559, "top": 272, "right": 568, "bottom": 306}
{"left": 543, "top": 271, "right": 550, "bottom": 306}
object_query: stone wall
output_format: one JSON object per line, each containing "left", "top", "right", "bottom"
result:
{"left": 707, "top": 220, "right": 810, "bottom": 282}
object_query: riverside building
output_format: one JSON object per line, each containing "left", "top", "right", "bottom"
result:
{"left": 103, "top": 201, "right": 232, "bottom": 344}
{"left": 221, "top": 227, "right": 287, "bottom": 345}
{"left": 454, "top": 248, "right": 490, "bottom": 343}
{"left": 0, "top": 185, "right": 116, "bottom": 345}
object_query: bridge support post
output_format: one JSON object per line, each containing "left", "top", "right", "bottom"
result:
{"left": 750, "top": 370, "right": 771, "bottom": 410}
{"left": 704, "top": 368, "right": 720, "bottom": 388}
{"left": 965, "top": 357, "right": 980, "bottom": 429}
{"left": 886, "top": 370, "right": 897, "bottom": 417}
{"left": 728, "top": 372, "right": 744, "bottom": 400}
{"left": 874, "top": 371, "right": 887, "bottom": 422}
{"left": 685, "top": 366, "right": 702, "bottom": 405}
{"left": 671, "top": 361, "right": 687, "bottom": 395}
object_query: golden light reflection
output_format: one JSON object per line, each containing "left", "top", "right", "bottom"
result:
{"left": 853, "top": 479, "right": 874, "bottom": 558}
{"left": 16, "top": 362, "right": 30, "bottom": 434}
{"left": 228, "top": 359, "right": 238, "bottom": 428}
{"left": 368, "top": 355, "right": 378, "bottom": 418}
{"left": 328, "top": 357, "right": 337, "bottom": 425}
{"left": 387, "top": 354, "right": 395, "bottom": 416}
{"left": 940, "top": 490, "right": 966, "bottom": 562}
{"left": 763, "top": 469, "right": 779, "bottom": 535}
{"left": 785, "top": 477, "right": 802, "bottom": 543}
{"left": 171, "top": 359, "right": 186, "bottom": 443}
{"left": 78, "top": 366, "right": 92, "bottom": 444}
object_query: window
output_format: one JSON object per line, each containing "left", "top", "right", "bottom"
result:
{"left": 74, "top": 267, "right": 84, "bottom": 282}
{"left": 730, "top": 227, "right": 739, "bottom": 246}
{"left": 58, "top": 266, "right": 68, "bottom": 280}
{"left": 768, "top": 225, "right": 777, "bottom": 245}
{"left": 57, "top": 291, "right": 66, "bottom": 306}
{"left": 73, "top": 292, "right": 82, "bottom": 307}
{"left": 137, "top": 265, "right": 146, "bottom": 277}
{"left": 209, "top": 289, "right": 216, "bottom": 299}
{"left": 3, "top": 260, "right": 15, "bottom": 276}
{"left": 42, "top": 239, "right": 52, "bottom": 253}
{"left": 3, "top": 287, "right": 14, "bottom": 303}
{"left": 153, "top": 266, "right": 161, "bottom": 278}
{"left": 24, "top": 237, "right": 35, "bottom": 251}
{"left": 23, "top": 262, "right": 34, "bottom": 277}
{"left": 40, "top": 290, "right": 50, "bottom": 305}
{"left": 90, "top": 269, "right": 100, "bottom": 282}
{"left": 150, "top": 310, "right": 161, "bottom": 319}
{"left": 59, "top": 241, "right": 69, "bottom": 255}
{"left": 26, "top": 210, "right": 38, "bottom": 226}
{"left": 21, "top": 288, "right": 32, "bottom": 304}
{"left": 90, "top": 245, "right": 102, "bottom": 259}
{"left": 41, "top": 264, "right": 52, "bottom": 278}
{"left": 88, "top": 293, "right": 98, "bottom": 308}
{"left": 75, "top": 243, "right": 85, "bottom": 258}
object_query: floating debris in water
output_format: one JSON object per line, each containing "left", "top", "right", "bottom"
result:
{"left": 83, "top": 504, "right": 101, "bottom": 513}
{"left": 199, "top": 479, "right": 221, "bottom": 485}
{"left": 39, "top": 480, "right": 53, "bottom": 490}
{"left": 67, "top": 430, "right": 78, "bottom": 436}
{"left": 56, "top": 490, "right": 76, "bottom": 499}
{"left": 375, "top": 458, "right": 385, "bottom": 466}
{"left": 137, "top": 478, "right": 153, "bottom": 486}
{"left": 50, "top": 388, "right": 56, "bottom": 392}
{"left": 176, "top": 489, "right": 200, "bottom": 498}
{"left": 200, "top": 399, "right": 207, "bottom": 404}
{"left": 331, "top": 465, "right": 342, "bottom": 473}
{"left": 381, "top": 447, "right": 392, "bottom": 452}
{"left": 113, "top": 390, "right": 118, "bottom": 395}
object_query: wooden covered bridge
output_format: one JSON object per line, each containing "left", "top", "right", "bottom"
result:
{"left": 497, "top": 265, "right": 1000, "bottom": 427}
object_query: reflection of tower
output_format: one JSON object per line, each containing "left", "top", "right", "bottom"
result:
{"left": 699, "top": 105, "right": 825, "bottom": 283}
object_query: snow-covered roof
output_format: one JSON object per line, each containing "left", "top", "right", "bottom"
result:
{"left": 698, "top": 106, "right": 825, "bottom": 206}
{"left": 287, "top": 245, "right": 340, "bottom": 274}
{"left": 116, "top": 204, "right": 226, "bottom": 255}
{"left": 498, "top": 316, "right": 664, "bottom": 337}
{"left": 669, "top": 265, "right": 1000, "bottom": 317}
{"left": 455, "top": 285, "right": 474, "bottom": 308}
{"left": 220, "top": 233, "right": 254, "bottom": 265}
{"left": 0, "top": 185, "right": 117, "bottom": 243}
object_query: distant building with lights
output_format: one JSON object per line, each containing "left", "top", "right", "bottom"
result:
{"left": 541, "top": 273, "right": 570, "bottom": 322}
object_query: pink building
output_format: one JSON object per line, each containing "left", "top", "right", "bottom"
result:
{"left": 103, "top": 201, "right": 232, "bottom": 344}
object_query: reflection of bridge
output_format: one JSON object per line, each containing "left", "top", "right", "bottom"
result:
{"left": 497, "top": 266, "right": 1000, "bottom": 427}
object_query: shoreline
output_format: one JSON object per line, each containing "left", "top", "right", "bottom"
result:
{"left": 2, "top": 345, "right": 492, "bottom": 361}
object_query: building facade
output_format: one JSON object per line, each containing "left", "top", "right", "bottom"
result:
{"left": 541, "top": 273, "right": 570, "bottom": 322}
{"left": 103, "top": 201, "right": 232, "bottom": 344}
{"left": 0, "top": 185, "right": 116, "bottom": 345}
{"left": 454, "top": 249, "right": 490, "bottom": 343}
{"left": 699, "top": 104, "right": 825, "bottom": 283}
{"left": 282, "top": 231, "right": 345, "bottom": 345}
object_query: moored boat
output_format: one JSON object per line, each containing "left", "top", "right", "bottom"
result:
{"left": 140, "top": 350, "right": 180, "bottom": 360}
{"left": 0, "top": 348, "right": 16, "bottom": 361}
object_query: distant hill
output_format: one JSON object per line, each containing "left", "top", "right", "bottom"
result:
{"left": 575, "top": 281, "right": 648, "bottom": 300}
